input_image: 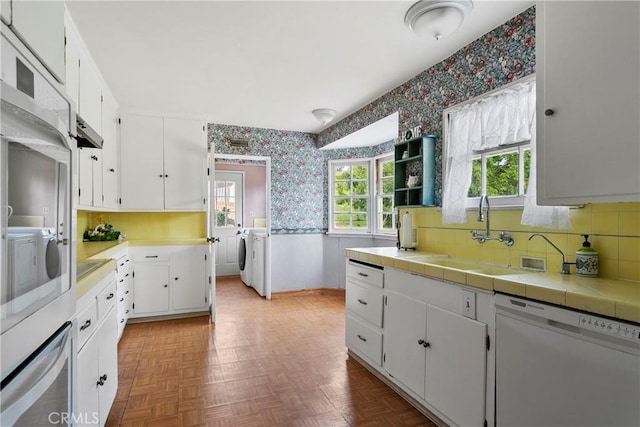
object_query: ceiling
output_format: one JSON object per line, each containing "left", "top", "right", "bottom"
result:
{"left": 66, "top": 0, "right": 534, "bottom": 134}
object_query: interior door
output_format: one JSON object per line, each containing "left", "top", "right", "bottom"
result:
{"left": 213, "top": 171, "right": 244, "bottom": 276}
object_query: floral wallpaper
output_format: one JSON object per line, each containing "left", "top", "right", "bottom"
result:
{"left": 208, "top": 124, "right": 386, "bottom": 232}
{"left": 317, "top": 6, "right": 536, "bottom": 206}
{"left": 209, "top": 6, "right": 536, "bottom": 233}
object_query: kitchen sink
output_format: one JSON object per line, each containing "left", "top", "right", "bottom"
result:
{"left": 77, "top": 261, "right": 103, "bottom": 278}
{"left": 421, "top": 258, "right": 525, "bottom": 276}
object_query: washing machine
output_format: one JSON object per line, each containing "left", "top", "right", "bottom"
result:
{"left": 238, "top": 228, "right": 266, "bottom": 288}
{"left": 238, "top": 228, "right": 251, "bottom": 286}
{"left": 6, "top": 227, "right": 60, "bottom": 299}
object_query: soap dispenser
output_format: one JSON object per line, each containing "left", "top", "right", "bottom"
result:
{"left": 575, "top": 234, "right": 598, "bottom": 277}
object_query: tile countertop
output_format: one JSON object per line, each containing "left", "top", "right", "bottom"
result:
{"left": 345, "top": 247, "right": 640, "bottom": 323}
{"left": 76, "top": 238, "right": 208, "bottom": 299}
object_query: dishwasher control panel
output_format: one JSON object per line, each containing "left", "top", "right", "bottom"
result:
{"left": 580, "top": 315, "right": 640, "bottom": 342}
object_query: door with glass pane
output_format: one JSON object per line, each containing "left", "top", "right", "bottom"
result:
{"left": 214, "top": 171, "right": 244, "bottom": 276}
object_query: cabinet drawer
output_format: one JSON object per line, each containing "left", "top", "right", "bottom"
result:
{"left": 347, "top": 261, "right": 383, "bottom": 288}
{"left": 116, "top": 255, "right": 130, "bottom": 278}
{"left": 346, "top": 314, "right": 383, "bottom": 366}
{"left": 76, "top": 300, "right": 97, "bottom": 351}
{"left": 346, "top": 282, "right": 384, "bottom": 327}
{"left": 132, "top": 247, "right": 170, "bottom": 262}
{"left": 97, "top": 280, "right": 117, "bottom": 320}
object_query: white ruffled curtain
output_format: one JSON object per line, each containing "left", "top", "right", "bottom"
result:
{"left": 442, "top": 79, "right": 571, "bottom": 228}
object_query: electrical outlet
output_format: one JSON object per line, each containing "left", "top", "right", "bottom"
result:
{"left": 461, "top": 290, "right": 476, "bottom": 319}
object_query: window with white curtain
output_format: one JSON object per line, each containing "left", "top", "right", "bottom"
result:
{"left": 442, "top": 76, "right": 571, "bottom": 229}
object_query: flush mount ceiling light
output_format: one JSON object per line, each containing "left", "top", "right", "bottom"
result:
{"left": 405, "top": 0, "right": 473, "bottom": 40}
{"left": 312, "top": 108, "right": 337, "bottom": 125}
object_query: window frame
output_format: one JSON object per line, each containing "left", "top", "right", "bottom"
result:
{"left": 328, "top": 153, "right": 396, "bottom": 236}
{"left": 467, "top": 143, "right": 531, "bottom": 209}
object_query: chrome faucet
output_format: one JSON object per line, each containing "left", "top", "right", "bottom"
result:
{"left": 478, "top": 194, "right": 490, "bottom": 236}
{"left": 528, "top": 233, "right": 574, "bottom": 274}
{"left": 471, "top": 195, "right": 514, "bottom": 246}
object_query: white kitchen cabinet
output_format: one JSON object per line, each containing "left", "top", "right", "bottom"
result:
{"left": 63, "top": 10, "right": 80, "bottom": 107}
{"left": 78, "top": 47, "right": 102, "bottom": 135}
{"left": 344, "top": 261, "right": 385, "bottom": 366}
{"left": 171, "top": 245, "right": 207, "bottom": 311}
{"left": 9, "top": 0, "right": 65, "bottom": 83}
{"left": 424, "top": 304, "right": 486, "bottom": 427}
{"left": 383, "top": 289, "right": 427, "bottom": 398}
{"left": 536, "top": 1, "right": 640, "bottom": 205}
{"left": 114, "top": 250, "right": 131, "bottom": 339}
{"left": 163, "top": 117, "right": 207, "bottom": 210}
{"left": 101, "top": 89, "right": 119, "bottom": 209}
{"left": 344, "top": 263, "right": 491, "bottom": 427}
{"left": 131, "top": 245, "right": 207, "bottom": 318}
{"left": 75, "top": 272, "right": 118, "bottom": 427}
{"left": 119, "top": 115, "right": 165, "bottom": 210}
{"left": 77, "top": 147, "right": 103, "bottom": 208}
{"left": 383, "top": 269, "right": 488, "bottom": 427}
{"left": 120, "top": 114, "right": 206, "bottom": 211}
{"left": 132, "top": 261, "right": 170, "bottom": 315}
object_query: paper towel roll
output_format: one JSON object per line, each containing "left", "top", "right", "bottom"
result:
{"left": 401, "top": 211, "right": 415, "bottom": 249}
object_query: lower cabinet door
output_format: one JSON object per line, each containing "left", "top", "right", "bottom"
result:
{"left": 98, "top": 308, "right": 118, "bottom": 423}
{"left": 425, "top": 304, "right": 487, "bottom": 427}
{"left": 132, "top": 263, "right": 170, "bottom": 314}
{"left": 170, "top": 246, "right": 206, "bottom": 311}
{"left": 383, "top": 290, "right": 427, "bottom": 399}
{"left": 76, "top": 332, "right": 100, "bottom": 426}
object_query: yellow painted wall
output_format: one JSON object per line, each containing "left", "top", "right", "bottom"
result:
{"left": 77, "top": 211, "right": 206, "bottom": 241}
{"left": 406, "top": 202, "right": 640, "bottom": 282}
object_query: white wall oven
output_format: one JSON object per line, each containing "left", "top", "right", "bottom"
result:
{"left": 1, "top": 25, "right": 75, "bottom": 426}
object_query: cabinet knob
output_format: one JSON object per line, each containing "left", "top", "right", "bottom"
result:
{"left": 106, "top": 293, "right": 114, "bottom": 300}
{"left": 418, "top": 339, "right": 430, "bottom": 348}
{"left": 357, "top": 334, "right": 367, "bottom": 342}
{"left": 544, "top": 109, "right": 555, "bottom": 116}
{"left": 165, "top": 174, "right": 169, "bottom": 178}
{"left": 159, "top": 174, "right": 164, "bottom": 178}
{"left": 163, "top": 284, "right": 168, "bottom": 288}
{"left": 357, "top": 299, "right": 368, "bottom": 305}
{"left": 109, "top": 168, "right": 115, "bottom": 172}
{"left": 174, "top": 277, "right": 179, "bottom": 281}
{"left": 120, "top": 319, "right": 125, "bottom": 323}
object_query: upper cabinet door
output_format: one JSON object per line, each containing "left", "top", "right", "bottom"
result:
{"left": 536, "top": 1, "right": 640, "bottom": 205}
{"left": 64, "top": 10, "right": 81, "bottom": 110}
{"left": 78, "top": 49, "right": 102, "bottom": 135}
{"left": 11, "top": 0, "right": 65, "bottom": 83}
{"left": 119, "top": 114, "right": 165, "bottom": 210}
{"left": 163, "top": 118, "right": 206, "bottom": 210}
{"left": 101, "top": 90, "right": 119, "bottom": 209}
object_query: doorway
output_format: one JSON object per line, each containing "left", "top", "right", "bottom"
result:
{"left": 207, "top": 154, "right": 272, "bottom": 316}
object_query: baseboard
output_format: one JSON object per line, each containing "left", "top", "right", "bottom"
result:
{"left": 127, "top": 311, "right": 209, "bottom": 324}
{"left": 347, "top": 350, "right": 449, "bottom": 427}
{"left": 271, "top": 288, "right": 345, "bottom": 299}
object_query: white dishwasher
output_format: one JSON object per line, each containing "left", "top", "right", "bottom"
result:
{"left": 495, "top": 294, "right": 640, "bottom": 427}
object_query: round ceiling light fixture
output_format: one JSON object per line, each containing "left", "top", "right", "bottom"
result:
{"left": 404, "top": 0, "right": 473, "bottom": 40}
{"left": 312, "top": 108, "right": 337, "bottom": 125}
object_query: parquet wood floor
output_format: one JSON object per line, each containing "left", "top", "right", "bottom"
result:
{"left": 106, "top": 276, "right": 435, "bottom": 426}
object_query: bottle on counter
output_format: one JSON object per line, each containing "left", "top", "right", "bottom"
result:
{"left": 576, "top": 234, "right": 598, "bottom": 277}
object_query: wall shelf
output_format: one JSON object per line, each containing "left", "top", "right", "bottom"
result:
{"left": 394, "top": 135, "right": 436, "bottom": 207}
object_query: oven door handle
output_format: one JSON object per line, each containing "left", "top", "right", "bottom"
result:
{"left": 0, "top": 322, "right": 72, "bottom": 425}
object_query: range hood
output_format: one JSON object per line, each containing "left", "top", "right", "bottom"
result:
{"left": 75, "top": 115, "right": 103, "bottom": 148}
